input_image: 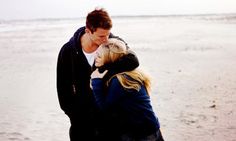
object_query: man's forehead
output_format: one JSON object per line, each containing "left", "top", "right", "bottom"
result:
{"left": 94, "top": 28, "right": 110, "bottom": 35}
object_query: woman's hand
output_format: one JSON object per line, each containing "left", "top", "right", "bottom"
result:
{"left": 91, "top": 68, "right": 108, "bottom": 79}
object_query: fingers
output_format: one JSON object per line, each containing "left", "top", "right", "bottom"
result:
{"left": 91, "top": 68, "right": 108, "bottom": 79}
{"left": 101, "top": 70, "right": 108, "bottom": 76}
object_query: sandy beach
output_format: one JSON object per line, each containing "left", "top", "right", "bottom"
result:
{"left": 0, "top": 14, "right": 236, "bottom": 141}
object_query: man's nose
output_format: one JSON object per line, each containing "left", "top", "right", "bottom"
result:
{"left": 103, "top": 37, "right": 109, "bottom": 42}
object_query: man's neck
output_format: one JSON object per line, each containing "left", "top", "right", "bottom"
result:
{"left": 81, "top": 33, "right": 97, "bottom": 53}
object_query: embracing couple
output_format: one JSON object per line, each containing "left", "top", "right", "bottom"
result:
{"left": 57, "top": 8, "right": 164, "bottom": 141}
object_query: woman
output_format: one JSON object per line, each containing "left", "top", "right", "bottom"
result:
{"left": 91, "top": 38, "right": 164, "bottom": 141}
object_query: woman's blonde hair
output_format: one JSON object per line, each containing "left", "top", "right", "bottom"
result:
{"left": 99, "top": 38, "right": 127, "bottom": 64}
{"left": 115, "top": 70, "right": 151, "bottom": 95}
{"left": 100, "top": 38, "right": 151, "bottom": 95}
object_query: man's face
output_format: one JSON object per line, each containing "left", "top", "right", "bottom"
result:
{"left": 89, "top": 28, "right": 110, "bottom": 47}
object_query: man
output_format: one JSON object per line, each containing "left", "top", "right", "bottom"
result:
{"left": 56, "top": 8, "right": 139, "bottom": 141}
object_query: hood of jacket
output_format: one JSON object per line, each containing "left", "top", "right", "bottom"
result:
{"left": 69, "top": 26, "right": 86, "bottom": 53}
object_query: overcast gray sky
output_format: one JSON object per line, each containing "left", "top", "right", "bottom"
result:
{"left": 1, "top": 0, "right": 236, "bottom": 20}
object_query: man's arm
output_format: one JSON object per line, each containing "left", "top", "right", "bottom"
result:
{"left": 56, "top": 45, "right": 74, "bottom": 117}
{"left": 100, "top": 33, "right": 139, "bottom": 73}
{"left": 110, "top": 49, "right": 139, "bottom": 71}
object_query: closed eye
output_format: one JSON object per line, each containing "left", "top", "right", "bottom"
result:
{"left": 96, "top": 53, "right": 101, "bottom": 58}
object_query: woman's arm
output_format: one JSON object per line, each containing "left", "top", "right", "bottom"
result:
{"left": 91, "top": 76, "right": 124, "bottom": 111}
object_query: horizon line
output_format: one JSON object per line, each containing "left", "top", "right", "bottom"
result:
{"left": 1, "top": 12, "right": 236, "bottom": 22}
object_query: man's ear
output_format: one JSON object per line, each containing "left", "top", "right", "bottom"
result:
{"left": 85, "top": 28, "right": 91, "bottom": 34}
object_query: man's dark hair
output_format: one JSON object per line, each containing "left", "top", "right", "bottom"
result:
{"left": 86, "top": 8, "right": 113, "bottom": 33}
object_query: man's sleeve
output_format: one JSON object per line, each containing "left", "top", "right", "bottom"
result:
{"left": 56, "top": 45, "right": 73, "bottom": 117}
{"left": 100, "top": 33, "right": 139, "bottom": 73}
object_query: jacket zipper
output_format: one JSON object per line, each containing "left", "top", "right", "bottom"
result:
{"left": 72, "top": 84, "right": 76, "bottom": 95}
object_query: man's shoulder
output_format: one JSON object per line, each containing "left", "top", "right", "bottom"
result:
{"left": 109, "top": 33, "right": 129, "bottom": 49}
{"left": 60, "top": 42, "right": 72, "bottom": 52}
{"left": 109, "top": 33, "right": 123, "bottom": 41}
{"left": 60, "top": 26, "right": 85, "bottom": 50}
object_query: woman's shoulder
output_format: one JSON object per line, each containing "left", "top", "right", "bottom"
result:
{"left": 109, "top": 75, "right": 120, "bottom": 84}
{"left": 108, "top": 74, "right": 125, "bottom": 87}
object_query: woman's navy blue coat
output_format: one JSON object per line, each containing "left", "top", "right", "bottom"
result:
{"left": 92, "top": 76, "right": 160, "bottom": 138}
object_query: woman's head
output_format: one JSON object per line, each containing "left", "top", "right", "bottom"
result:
{"left": 95, "top": 38, "right": 127, "bottom": 67}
